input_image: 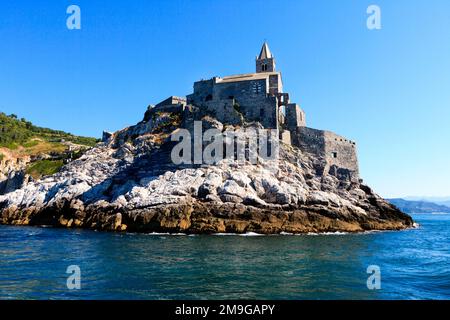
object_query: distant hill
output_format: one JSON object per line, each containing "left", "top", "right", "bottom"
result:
{"left": 0, "top": 112, "right": 98, "bottom": 149}
{"left": 404, "top": 197, "right": 450, "bottom": 208}
{"left": 388, "top": 198, "right": 450, "bottom": 214}
{"left": 0, "top": 112, "right": 99, "bottom": 181}
{"left": 439, "top": 201, "right": 450, "bottom": 207}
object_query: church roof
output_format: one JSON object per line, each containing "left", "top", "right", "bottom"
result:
{"left": 216, "top": 71, "right": 279, "bottom": 83}
{"left": 258, "top": 42, "right": 273, "bottom": 59}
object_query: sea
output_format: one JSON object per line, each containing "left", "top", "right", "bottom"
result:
{"left": 0, "top": 214, "right": 449, "bottom": 300}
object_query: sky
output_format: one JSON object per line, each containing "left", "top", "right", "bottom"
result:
{"left": 0, "top": 0, "right": 449, "bottom": 198}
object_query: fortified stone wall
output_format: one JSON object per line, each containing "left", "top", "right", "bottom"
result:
{"left": 187, "top": 78, "right": 279, "bottom": 129}
{"left": 268, "top": 74, "right": 282, "bottom": 95}
{"left": 323, "top": 130, "right": 359, "bottom": 175}
{"left": 187, "top": 79, "right": 215, "bottom": 104}
{"left": 238, "top": 93, "right": 278, "bottom": 129}
{"left": 200, "top": 98, "right": 243, "bottom": 125}
{"left": 292, "top": 126, "right": 325, "bottom": 156}
{"left": 214, "top": 79, "right": 278, "bottom": 129}
{"left": 213, "top": 78, "right": 267, "bottom": 101}
{"left": 292, "top": 127, "right": 359, "bottom": 178}
{"left": 176, "top": 42, "right": 361, "bottom": 178}
{"left": 285, "top": 103, "right": 306, "bottom": 130}
{"left": 156, "top": 96, "right": 187, "bottom": 108}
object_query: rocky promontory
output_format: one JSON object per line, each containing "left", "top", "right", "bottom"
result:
{"left": 0, "top": 108, "right": 413, "bottom": 234}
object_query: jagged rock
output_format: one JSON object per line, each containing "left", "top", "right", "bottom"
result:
{"left": 102, "top": 131, "right": 113, "bottom": 143}
{"left": 0, "top": 171, "right": 32, "bottom": 195}
{"left": 0, "top": 112, "right": 413, "bottom": 234}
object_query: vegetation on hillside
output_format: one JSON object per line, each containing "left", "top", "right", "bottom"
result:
{"left": 0, "top": 112, "right": 99, "bottom": 149}
{"left": 26, "top": 160, "right": 64, "bottom": 180}
{"left": 0, "top": 112, "right": 100, "bottom": 180}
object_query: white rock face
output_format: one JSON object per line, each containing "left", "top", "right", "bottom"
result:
{"left": 0, "top": 142, "right": 365, "bottom": 215}
{"left": 0, "top": 116, "right": 413, "bottom": 233}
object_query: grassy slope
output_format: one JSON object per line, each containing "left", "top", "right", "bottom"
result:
{"left": 0, "top": 112, "right": 99, "bottom": 179}
{"left": 25, "top": 160, "right": 65, "bottom": 180}
{"left": 0, "top": 112, "right": 98, "bottom": 149}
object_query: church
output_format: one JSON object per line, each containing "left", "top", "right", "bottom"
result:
{"left": 186, "top": 42, "right": 305, "bottom": 131}
{"left": 153, "top": 43, "right": 360, "bottom": 180}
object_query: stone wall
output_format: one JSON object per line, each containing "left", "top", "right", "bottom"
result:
{"left": 292, "top": 127, "right": 359, "bottom": 178}
{"left": 280, "top": 130, "right": 291, "bottom": 145}
{"left": 269, "top": 74, "right": 282, "bottom": 95}
{"left": 187, "top": 77, "right": 279, "bottom": 129}
{"left": 156, "top": 96, "right": 187, "bottom": 108}
{"left": 256, "top": 57, "right": 275, "bottom": 73}
{"left": 187, "top": 79, "right": 215, "bottom": 105}
{"left": 215, "top": 79, "right": 278, "bottom": 129}
{"left": 200, "top": 98, "right": 243, "bottom": 126}
{"left": 323, "top": 130, "right": 359, "bottom": 175}
{"left": 285, "top": 103, "right": 306, "bottom": 130}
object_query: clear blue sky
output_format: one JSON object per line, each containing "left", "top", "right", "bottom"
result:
{"left": 1, "top": 0, "right": 449, "bottom": 198}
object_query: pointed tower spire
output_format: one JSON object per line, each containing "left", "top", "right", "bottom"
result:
{"left": 256, "top": 42, "right": 276, "bottom": 73}
{"left": 258, "top": 42, "right": 273, "bottom": 60}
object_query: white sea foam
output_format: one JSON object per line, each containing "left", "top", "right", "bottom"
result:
{"left": 141, "top": 230, "right": 399, "bottom": 237}
{"left": 239, "top": 232, "right": 264, "bottom": 237}
{"left": 145, "top": 232, "right": 187, "bottom": 236}
{"left": 306, "top": 231, "right": 349, "bottom": 236}
{"left": 212, "top": 232, "right": 265, "bottom": 236}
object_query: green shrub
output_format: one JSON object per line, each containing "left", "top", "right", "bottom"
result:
{"left": 26, "top": 160, "right": 64, "bottom": 179}
{"left": 22, "top": 140, "right": 39, "bottom": 148}
{"left": 0, "top": 112, "right": 98, "bottom": 148}
{"left": 3, "top": 142, "right": 19, "bottom": 150}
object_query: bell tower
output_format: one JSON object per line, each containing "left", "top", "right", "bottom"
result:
{"left": 256, "top": 42, "right": 276, "bottom": 73}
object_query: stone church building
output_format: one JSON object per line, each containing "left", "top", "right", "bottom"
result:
{"left": 152, "top": 43, "right": 360, "bottom": 179}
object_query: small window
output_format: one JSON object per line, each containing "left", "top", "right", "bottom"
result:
{"left": 260, "top": 108, "right": 265, "bottom": 118}
{"left": 205, "top": 94, "right": 212, "bottom": 101}
{"left": 253, "top": 83, "right": 262, "bottom": 94}
{"left": 332, "top": 152, "right": 338, "bottom": 159}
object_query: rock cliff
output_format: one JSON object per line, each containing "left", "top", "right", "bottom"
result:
{"left": 0, "top": 110, "right": 413, "bottom": 234}
{"left": 0, "top": 153, "right": 32, "bottom": 195}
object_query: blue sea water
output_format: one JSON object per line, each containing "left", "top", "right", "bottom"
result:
{"left": 0, "top": 214, "right": 449, "bottom": 300}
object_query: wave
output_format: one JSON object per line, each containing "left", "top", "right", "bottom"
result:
{"left": 306, "top": 231, "right": 349, "bottom": 236}
{"left": 145, "top": 232, "right": 187, "bottom": 236}
{"left": 240, "top": 232, "right": 265, "bottom": 237}
{"left": 212, "top": 232, "right": 265, "bottom": 237}
{"left": 140, "top": 229, "right": 404, "bottom": 237}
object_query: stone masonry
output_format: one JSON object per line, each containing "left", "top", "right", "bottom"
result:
{"left": 150, "top": 42, "right": 360, "bottom": 179}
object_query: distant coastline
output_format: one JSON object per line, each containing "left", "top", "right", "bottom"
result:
{"left": 388, "top": 198, "right": 450, "bottom": 214}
